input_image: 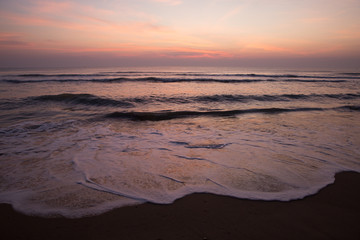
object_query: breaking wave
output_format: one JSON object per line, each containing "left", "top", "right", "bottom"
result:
{"left": 26, "top": 93, "right": 360, "bottom": 106}
{"left": 2, "top": 70, "right": 359, "bottom": 84}
{"left": 105, "top": 105, "right": 360, "bottom": 121}
{"left": 31, "top": 94, "right": 135, "bottom": 108}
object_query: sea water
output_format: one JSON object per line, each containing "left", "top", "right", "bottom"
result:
{"left": 0, "top": 66, "right": 359, "bottom": 217}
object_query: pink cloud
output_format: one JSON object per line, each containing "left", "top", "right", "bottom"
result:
{"left": 32, "top": 0, "right": 73, "bottom": 13}
{"left": 0, "top": 33, "right": 32, "bottom": 47}
{"left": 158, "top": 47, "right": 232, "bottom": 58}
{"left": 0, "top": 8, "right": 169, "bottom": 36}
{"left": 217, "top": 5, "right": 243, "bottom": 24}
{"left": 152, "top": 0, "right": 183, "bottom": 6}
{"left": 300, "top": 17, "right": 330, "bottom": 23}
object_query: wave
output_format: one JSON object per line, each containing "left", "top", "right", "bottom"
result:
{"left": 31, "top": 94, "right": 135, "bottom": 108}
{"left": 341, "top": 72, "right": 360, "bottom": 76}
{"left": 138, "top": 77, "right": 348, "bottom": 83}
{"left": 174, "top": 73, "right": 360, "bottom": 79}
{"left": 1, "top": 71, "right": 358, "bottom": 87}
{"left": 105, "top": 105, "right": 360, "bottom": 121}
{"left": 17, "top": 73, "right": 108, "bottom": 77}
{"left": 9, "top": 72, "right": 359, "bottom": 79}
{"left": 27, "top": 93, "right": 360, "bottom": 108}
{"left": 342, "top": 105, "right": 360, "bottom": 111}
{"left": 191, "top": 93, "right": 360, "bottom": 103}
{"left": 15, "top": 72, "right": 168, "bottom": 77}
{"left": 1, "top": 76, "right": 349, "bottom": 84}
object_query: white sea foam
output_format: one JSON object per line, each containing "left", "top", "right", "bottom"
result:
{"left": 0, "top": 67, "right": 359, "bottom": 218}
{"left": 1, "top": 112, "right": 359, "bottom": 218}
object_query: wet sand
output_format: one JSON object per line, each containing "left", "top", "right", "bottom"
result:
{"left": 1, "top": 171, "right": 359, "bottom": 240}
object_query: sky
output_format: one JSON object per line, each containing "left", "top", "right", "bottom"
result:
{"left": 0, "top": 0, "right": 360, "bottom": 68}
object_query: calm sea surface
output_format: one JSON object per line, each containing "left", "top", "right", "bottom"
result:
{"left": 0, "top": 66, "right": 359, "bottom": 217}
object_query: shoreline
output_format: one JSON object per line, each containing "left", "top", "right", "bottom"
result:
{"left": 1, "top": 171, "right": 359, "bottom": 240}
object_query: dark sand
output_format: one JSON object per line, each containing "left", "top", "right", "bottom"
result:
{"left": 1, "top": 171, "right": 359, "bottom": 240}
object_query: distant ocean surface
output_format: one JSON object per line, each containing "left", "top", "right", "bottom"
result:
{"left": 0, "top": 66, "right": 359, "bottom": 218}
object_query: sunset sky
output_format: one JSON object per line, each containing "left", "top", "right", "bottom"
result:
{"left": 0, "top": 0, "right": 360, "bottom": 68}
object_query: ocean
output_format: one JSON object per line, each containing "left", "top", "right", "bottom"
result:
{"left": 0, "top": 66, "right": 359, "bottom": 218}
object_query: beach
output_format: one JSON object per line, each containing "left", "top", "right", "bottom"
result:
{"left": 1, "top": 0, "right": 360, "bottom": 238}
{"left": 1, "top": 171, "right": 359, "bottom": 240}
{"left": 1, "top": 67, "right": 359, "bottom": 239}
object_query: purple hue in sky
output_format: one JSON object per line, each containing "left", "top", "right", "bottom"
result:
{"left": 0, "top": 0, "right": 359, "bottom": 68}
